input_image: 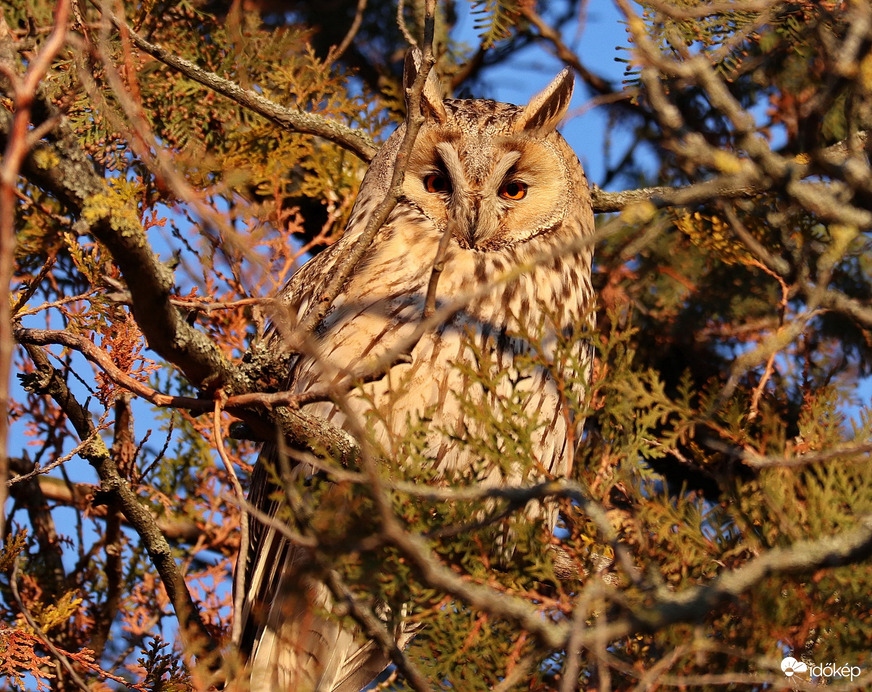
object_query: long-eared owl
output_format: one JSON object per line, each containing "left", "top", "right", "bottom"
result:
{"left": 236, "top": 51, "right": 595, "bottom": 692}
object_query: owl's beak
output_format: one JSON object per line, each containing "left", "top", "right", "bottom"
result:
{"left": 450, "top": 192, "right": 500, "bottom": 249}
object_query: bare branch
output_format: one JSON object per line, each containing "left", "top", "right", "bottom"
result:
{"left": 332, "top": 0, "right": 368, "bottom": 62}
{"left": 590, "top": 177, "right": 766, "bottom": 213}
{"left": 641, "top": 0, "right": 777, "bottom": 19}
{"left": 741, "top": 441, "right": 872, "bottom": 469}
{"left": 7, "top": 423, "right": 109, "bottom": 486}
{"left": 23, "top": 472, "right": 238, "bottom": 548}
{"left": 520, "top": 5, "right": 622, "bottom": 99}
{"left": 815, "top": 287, "right": 872, "bottom": 329}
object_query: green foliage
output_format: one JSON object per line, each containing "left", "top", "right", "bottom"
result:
{"left": 0, "top": 529, "right": 28, "bottom": 573}
{"left": 469, "top": 0, "right": 522, "bottom": 48}
{"left": 634, "top": 1, "right": 762, "bottom": 77}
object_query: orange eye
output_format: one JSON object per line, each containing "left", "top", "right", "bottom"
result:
{"left": 499, "top": 180, "right": 528, "bottom": 200}
{"left": 424, "top": 173, "right": 450, "bottom": 193}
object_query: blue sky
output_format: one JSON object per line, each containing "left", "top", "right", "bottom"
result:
{"left": 471, "top": 2, "right": 635, "bottom": 187}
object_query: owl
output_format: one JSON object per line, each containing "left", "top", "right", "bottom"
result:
{"left": 235, "top": 52, "right": 595, "bottom": 692}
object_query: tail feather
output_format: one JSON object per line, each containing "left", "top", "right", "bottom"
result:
{"left": 235, "top": 451, "right": 406, "bottom": 692}
{"left": 244, "top": 574, "right": 400, "bottom": 692}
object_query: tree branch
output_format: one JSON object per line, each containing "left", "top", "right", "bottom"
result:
{"left": 8, "top": 125, "right": 245, "bottom": 396}
{"left": 590, "top": 128, "right": 872, "bottom": 215}
{"left": 2, "top": 105, "right": 361, "bottom": 466}
{"left": 10, "top": 559, "right": 91, "bottom": 692}
{"left": 332, "top": 0, "right": 368, "bottom": 62}
{"left": 520, "top": 6, "right": 621, "bottom": 99}
{"left": 590, "top": 178, "right": 764, "bottom": 213}
{"left": 630, "top": 515, "right": 872, "bottom": 633}
{"left": 19, "top": 472, "right": 237, "bottom": 550}
{"left": 15, "top": 326, "right": 194, "bottom": 407}
{"left": 363, "top": 438, "right": 872, "bottom": 654}
{"left": 105, "top": 8, "right": 378, "bottom": 162}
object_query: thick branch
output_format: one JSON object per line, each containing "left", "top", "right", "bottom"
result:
{"left": 6, "top": 456, "right": 66, "bottom": 595}
{"left": 3, "top": 103, "right": 362, "bottom": 467}
{"left": 590, "top": 178, "right": 764, "bottom": 214}
{"left": 814, "top": 286, "right": 872, "bottom": 329}
{"left": 590, "top": 130, "right": 870, "bottom": 214}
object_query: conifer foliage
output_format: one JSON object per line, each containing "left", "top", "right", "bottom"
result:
{"left": 1, "top": 1, "right": 871, "bottom": 690}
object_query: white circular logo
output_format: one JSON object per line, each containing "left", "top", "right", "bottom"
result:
{"left": 781, "top": 657, "right": 808, "bottom": 677}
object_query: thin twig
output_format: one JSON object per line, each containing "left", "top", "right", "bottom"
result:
{"left": 423, "top": 223, "right": 454, "bottom": 318}
{"left": 10, "top": 254, "right": 60, "bottom": 316}
{"left": 397, "top": 0, "right": 417, "bottom": 47}
{"left": 491, "top": 654, "right": 536, "bottom": 692}
{"left": 7, "top": 424, "right": 110, "bottom": 486}
{"left": 333, "top": 0, "right": 368, "bottom": 61}
{"left": 521, "top": 5, "right": 620, "bottom": 98}
{"left": 742, "top": 441, "right": 872, "bottom": 469}
{"left": 745, "top": 257, "right": 790, "bottom": 421}
{"left": 212, "top": 396, "right": 250, "bottom": 644}
{"left": 720, "top": 202, "right": 790, "bottom": 278}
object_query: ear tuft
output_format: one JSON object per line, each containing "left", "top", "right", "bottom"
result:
{"left": 403, "top": 48, "right": 447, "bottom": 123}
{"left": 514, "top": 68, "right": 574, "bottom": 133}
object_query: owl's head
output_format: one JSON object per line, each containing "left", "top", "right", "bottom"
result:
{"left": 365, "top": 51, "right": 591, "bottom": 252}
